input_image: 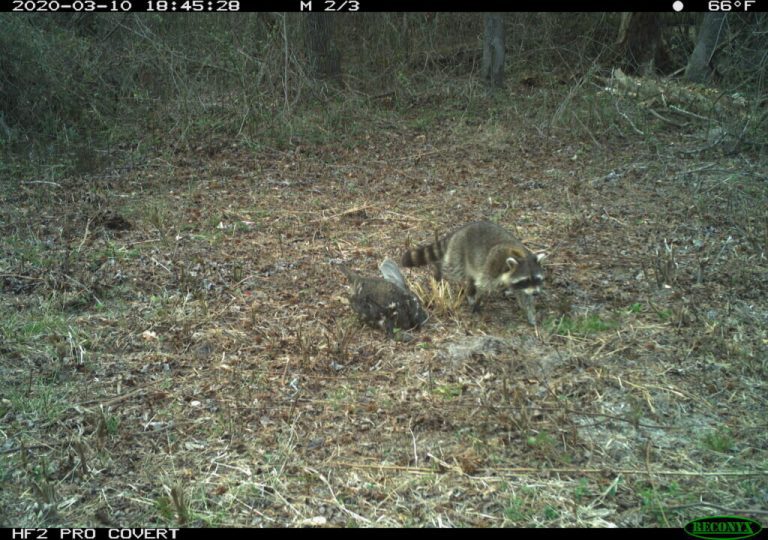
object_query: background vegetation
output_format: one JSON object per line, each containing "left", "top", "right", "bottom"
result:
{"left": 2, "top": 13, "right": 763, "bottom": 174}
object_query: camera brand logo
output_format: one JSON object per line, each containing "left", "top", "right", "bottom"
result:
{"left": 684, "top": 516, "right": 763, "bottom": 540}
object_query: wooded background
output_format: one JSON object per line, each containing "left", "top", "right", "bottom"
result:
{"left": 2, "top": 12, "right": 766, "bottom": 172}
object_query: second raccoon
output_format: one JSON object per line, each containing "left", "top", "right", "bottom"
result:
{"left": 401, "top": 221, "right": 545, "bottom": 325}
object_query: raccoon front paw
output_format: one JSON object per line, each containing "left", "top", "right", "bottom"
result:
{"left": 525, "top": 309, "right": 537, "bottom": 326}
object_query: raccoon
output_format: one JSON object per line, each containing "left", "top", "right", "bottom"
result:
{"left": 340, "top": 259, "right": 428, "bottom": 337}
{"left": 401, "top": 221, "right": 546, "bottom": 325}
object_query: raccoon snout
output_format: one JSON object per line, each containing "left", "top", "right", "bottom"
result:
{"left": 508, "top": 285, "right": 542, "bottom": 296}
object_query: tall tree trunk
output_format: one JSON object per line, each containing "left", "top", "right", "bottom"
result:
{"left": 482, "top": 13, "right": 505, "bottom": 88}
{"left": 685, "top": 13, "right": 726, "bottom": 84}
{"left": 304, "top": 14, "right": 341, "bottom": 82}
{"left": 617, "top": 13, "right": 662, "bottom": 75}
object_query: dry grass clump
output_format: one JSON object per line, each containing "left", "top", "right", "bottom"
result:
{"left": 410, "top": 276, "right": 465, "bottom": 320}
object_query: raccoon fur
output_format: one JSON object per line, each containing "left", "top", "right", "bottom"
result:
{"left": 401, "top": 221, "right": 546, "bottom": 325}
{"left": 340, "top": 259, "right": 427, "bottom": 336}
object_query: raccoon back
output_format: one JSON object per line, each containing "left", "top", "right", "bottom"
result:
{"left": 442, "top": 222, "right": 524, "bottom": 281}
{"left": 402, "top": 221, "right": 541, "bottom": 290}
{"left": 402, "top": 221, "right": 516, "bottom": 271}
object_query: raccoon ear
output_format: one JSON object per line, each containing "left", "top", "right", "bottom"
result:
{"left": 535, "top": 252, "right": 547, "bottom": 263}
{"left": 506, "top": 256, "right": 518, "bottom": 268}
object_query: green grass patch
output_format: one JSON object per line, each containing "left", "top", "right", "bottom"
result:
{"left": 639, "top": 481, "right": 682, "bottom": 526}
{"left": 573, "top": 478, "right": 591, "bottom": 503}
{"left": 0, "top": 307, "right": 70, "bottom": 346}
{"left": 432, "top": 383, "right": 463, "bottom": 400}
{"left": 701, "top": 428, "right": 734, "bottom": 454}
{"left": 546, "top": 313, "right": 618, "bottom": 336}
{"left": 4, "top": 234, "right": 58, "bottom": 269}
{"left": 503, "top": 496, "right": 531, "bottom": 523}
{"left": 90, "top": 240, "right": 142, "bottom": 265}
{"left": 542, "top": 505, "right": 560, "bottom": 521}
{"left": 6, "top": 382, "right": 71, "bottom": 424}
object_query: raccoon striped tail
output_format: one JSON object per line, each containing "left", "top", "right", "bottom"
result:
{"left": 401, "top": 239, "right": 445, "bottom": 268}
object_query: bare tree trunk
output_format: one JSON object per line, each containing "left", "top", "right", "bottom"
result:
{"left": 481, "top": 13, "right": 505, "bottom": 88}
{"left": 685, "top": 13, "right": 726, "bottom": 84}
{"left": 617, "top": 13, "right": 662, "bottom": 75}
{"left": 304, "top": 13, "right": 341, "bottom": 83}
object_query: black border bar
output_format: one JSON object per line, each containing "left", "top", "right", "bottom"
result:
{"left": 2, "top": 0, "right": 764, "bottom": 12}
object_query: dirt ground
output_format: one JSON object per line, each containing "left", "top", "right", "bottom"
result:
{"left": 2, "top": 96, "right": 767, "bottom": 527}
